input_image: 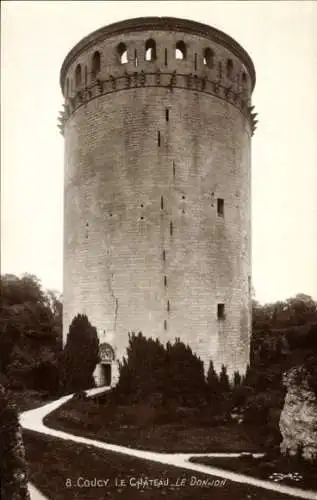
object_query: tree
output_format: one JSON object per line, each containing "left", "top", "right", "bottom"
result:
{"left": 0, "top": 385, "right": 30, "bottom": 499}
{"left": 206, "top": 360, "right": 220, "bottom": 399}
{"left": 116, "top": 334, "right": 207, "bottom": 406}
{"left": 233, "top": 371, "right": 242, "bottom": 387}
{"left": 0, "top": 274, "right": 62, "bottom": 393}
{"left": 166, "top": 339, "right": 206, "bottom": 406}
{"left": 219, "top": 365, "right": 230, "bottom": 392}
{"left": 59, "top": 314, "right": 100, "bottom": 394}
{"left": 116, "top": 332, "right": 167, "bottom": 403}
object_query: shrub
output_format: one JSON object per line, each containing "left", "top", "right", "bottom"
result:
{"left": 116, "top": 333, "right": 207, "bottom": 407}
{"left": 59, "top": 314, "right": 99, "bottom": 394}
{"left": 72, "top": 390, "right": 88, "bottom": 401}
{"left": 0, "top": 385, "right": 30, "bottom": 499}
{"left": 165, "top": 338, "right": 207, "bottom": 406}
{"left": 219, "top": 364, "right": 230, "bottom": 392}
{"left": 234, "top": 371, "right": 242, "bottom": 387}
{"left": 116, "top": 333, "right": 167, "bottom": 402}
{"left": 206, "top": 360, "right": 221, "bottom": 400}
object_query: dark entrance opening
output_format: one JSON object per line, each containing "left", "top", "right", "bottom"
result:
{"left": 101, "top": 363, "right": 111, "bottom": 386}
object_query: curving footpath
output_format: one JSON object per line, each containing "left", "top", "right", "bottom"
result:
{"left": 21, "top": 387, "right": 317, "bottom": 500}
{"left": 28, "top": 483, "right": 48, "bottom": 500}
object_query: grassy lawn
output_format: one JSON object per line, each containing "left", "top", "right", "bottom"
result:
{"left": 23, "top": 430, "right": 296, "bottom": 500}
{"left": 44, "top": 397, "right": 263, "bottom": 453}
{"left": 189, "top": 455, "right": 317, "bottom": 492}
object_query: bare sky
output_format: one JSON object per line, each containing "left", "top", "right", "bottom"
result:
{"left": 1, "top": 1, "right": 317, "bottom": 304}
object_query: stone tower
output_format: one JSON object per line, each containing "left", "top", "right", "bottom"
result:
{"left": 58, "top": 17, "right": 257, "bottom": 386}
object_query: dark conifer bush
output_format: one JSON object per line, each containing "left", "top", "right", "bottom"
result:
{"left": 233, "top": 371, "right": 242, "bottom": 387}
{"left": 219, "top": 364, "right": 230, "bottom": 392}
{"left": 115, "top": 332, "right": 167, "bottom": 403}
{"left": 165, "top": 338, "right": 206, "bottom": 406}
{"left": 206, "top": 360, "right": 221, "bottom": 400}
{"left": 59, "top": 314, "right": 99, "bottom": 394}
{"left": 116, "top": 333, "right": 207, "bottom": 407}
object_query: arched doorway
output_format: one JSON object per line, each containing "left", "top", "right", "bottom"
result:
{"left": 95, "top": 343, "right": 115, "bottom": 386}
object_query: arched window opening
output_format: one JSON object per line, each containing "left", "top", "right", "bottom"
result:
{"left": 91, "top": 51, "right": 101, "bottom": 80}
{"left": 134, "top": 49, "right": 138, "bottom": 67}
{"left": 75, "top": 64, "right": 82, "bottom": 88}
{"left": 164, "top": 48, "right": 168, "bottom": 66}
{"left": 175, "top": 41, "right": 186, "bottom": 60}
{"left": 145, "top": 39, "right": 156, "bottom": 61}
{"left": 226, "top": 59, "right": 234, "bottom": 79}
{"left": 84, "top": 66, "right": 88, "bottom": 86}
{"left": 117, "top": 43, "right": 128, "bottom": 64}
{"left": 203, "top": 48, "right": 214, "bottom": 69}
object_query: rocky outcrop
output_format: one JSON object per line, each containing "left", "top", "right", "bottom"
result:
{"left": 279, "top": 366, "right": 317, "bottom": 462}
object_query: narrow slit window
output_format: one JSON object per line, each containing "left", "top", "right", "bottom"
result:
{"left": 227, "top": 59, "right": 234, "bottom": 79}
{"left": 134, "top": 49, "right": 138, "bottom": 67}
{"left": 164, "top": 320, "right": 167, "bottom": 330}
{"left": 217, "top": 198, "right": 224, "bottom": 216}
{"left": 167, "top": 300, "right": 170, "bottom": 312}
{"left": 157, "top": 131, "right": 161, "bottom": 147}
{"left": 170, "top": 222, "right": 173, "bottom": 236}
{"left": 217, "top": 303, "right": 225, "bottom": 320}
{"left": 163, "top": 250, "right": 166, "bottom": 261}
{"left": 164, "top": 48, "right": 168, "bottom": 66}
{"left": 173, "top": 161, "right": 176, "bottom": 178}
{"left": 248, "top": 276, "right": 251, "bottom": 294}
{"left": 161, "top": 196, "right": 164, "bottom": 210}
{"left": 194, "top": 53, "right": 197, "bottom": 70}
{"left": 165, "top": 109, "right": 169, "bottom": 122}
{"left": 164, "top": 276, "right": 167, "bottom": 287}
{"left": 75, "top": 64, "right": 82, "bottom": 88}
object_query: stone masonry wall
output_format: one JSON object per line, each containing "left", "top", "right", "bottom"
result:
{"left": 61, "top": 20, "right": 255, "bottom": 380}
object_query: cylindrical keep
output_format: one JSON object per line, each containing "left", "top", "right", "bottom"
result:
{"left": 59, "top": 17, "right": 256, "bottom": 384}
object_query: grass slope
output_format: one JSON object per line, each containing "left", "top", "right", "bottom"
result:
{"left": 190, "top": 456, "right": 317, "bottom": 492}
{"left": 23, "top": 430, "right": 296, "bottom": 500}
{"left": 44, "top": 398, "right": 261, "bottom": 453}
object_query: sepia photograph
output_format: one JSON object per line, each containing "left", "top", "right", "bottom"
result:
{"left": 1, "top": 1, "right": 317, "bottom": 499}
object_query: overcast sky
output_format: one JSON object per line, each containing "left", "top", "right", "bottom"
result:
{"left": 1, "top": 1, "right": 317, "bottom": 304}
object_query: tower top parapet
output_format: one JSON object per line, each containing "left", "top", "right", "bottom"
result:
{"left": 60, "top": 16, "right": 256, "bottom": 92}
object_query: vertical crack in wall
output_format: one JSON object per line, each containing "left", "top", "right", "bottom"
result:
{"left": 107, "top": 272, "right": 119, "bottom": 334}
